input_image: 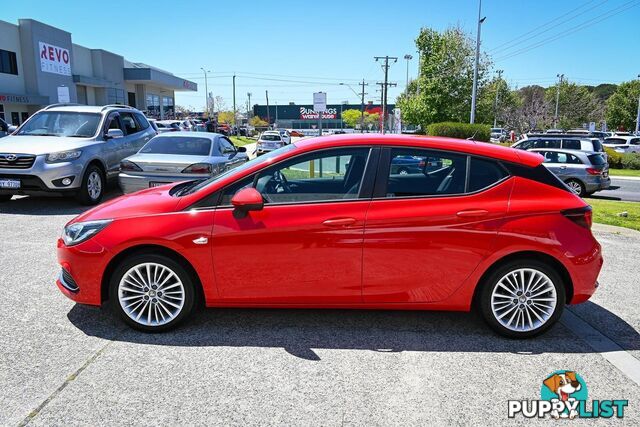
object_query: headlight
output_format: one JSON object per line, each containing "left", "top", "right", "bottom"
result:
{"left": 47, "top": 150, "right": 82, "bottom": 163}
{"left": 62, "top": 219, "right": 112, "bottom": 246}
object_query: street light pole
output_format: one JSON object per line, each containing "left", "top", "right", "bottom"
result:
{"left": 470, "top": 0, "right": 485, "bottom": 124}
{"left": 403, "top": 54, "right": 413, "bottom": 89}
{"left": 493, "top": 69, "right": 503, "bottom": 128}
{"left": 200, "top": 68, "right": 210, "bottom": 117}
{"left": 554, "top": 73, "right": 564, "bottom": 128}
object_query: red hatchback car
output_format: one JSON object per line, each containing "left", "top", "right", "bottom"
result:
{"left": 56, "top": 134, "right": 603, "bottom": 338}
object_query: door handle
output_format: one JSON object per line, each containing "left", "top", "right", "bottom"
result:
{"left": 456, "top": 209, "right": 489, "bottom": 218}
{"left": 322, "top": 217, "right": 357, "bottom": 227}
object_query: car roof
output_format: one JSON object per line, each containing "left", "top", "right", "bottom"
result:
{"left": 154, "top": 131, "right": 221, "bottom": 139}
{"left": 605, "top": 136, "right": 635, "bottom": 141}
{"left": 294, "top": 134, "right": 543, "bottom": 167}
{"left": 530, "top": 148, "right": 597, "bottom": 155}
{"left": 43, "top": 104, "right": 139, "bottom": 114}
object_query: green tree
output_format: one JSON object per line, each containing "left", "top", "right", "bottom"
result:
{"left": 341, "top": 109, "right": 363, "bottom": 128}
{"left": 249, "top": 116, "right": 268, "bottom": 127}
{"left": 606, "top": 80, "right": 640, "bottom": 131}
{"left": 397, "top": 26, "right": 491, "bottom": 128}
{"left": 217, "top": 110, "right": 235, "bottom": 124}
{"left": 476, "top": 77, "right": 520, "bottom": 127}
{"left": 544, "top": 80, "right": 602, "bottom": 129}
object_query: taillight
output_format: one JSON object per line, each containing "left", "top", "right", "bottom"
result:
{"left": 586, "top": 168, "right": 601, "bottom": 175}
{"left": 418, "top": 160, "right": 426, "bottom": 167}
{"left": 182, "top": 163, "right": 212, "bottom": 174}
{"left": 120, "top": 160, "right": 142, "bottom": 172}
{"left": 562, "top": 206, "right": 592, "bottom": 229}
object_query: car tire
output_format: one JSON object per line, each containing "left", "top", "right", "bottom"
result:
{"left": 565, "top": 179, "right": 585, "bottom": 198}
{"left": 479, "top": 259, "right": 566, "bottom": 339}
{"left": 109, "top": 253, "right": 196, "bottom": 332}
{"left": 76, "top": 164, "right": 105, "bottom": 205}
{"left": 398, "top": 167, "right": 409, "bottom": 175}
{"left": 0, "top": 195, "right": 12, "bottom": 202}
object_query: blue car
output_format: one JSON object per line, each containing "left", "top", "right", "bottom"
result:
{"left": 390, "top": 155, "right": 443, "bottom": 175}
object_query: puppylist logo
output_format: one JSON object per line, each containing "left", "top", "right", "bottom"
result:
{"left": 508, "top": 370, "right": 628, "bottom": 419}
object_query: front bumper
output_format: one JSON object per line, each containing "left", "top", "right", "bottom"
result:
{"left": 0, "top": 155, "right": 83, "bottom": 194}
{"left": 56, "top": 237, "right": 110, "bottom": 306}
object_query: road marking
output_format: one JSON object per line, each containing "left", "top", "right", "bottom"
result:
{"left": 561, "top": 309, "right": 640, "bottom": 387}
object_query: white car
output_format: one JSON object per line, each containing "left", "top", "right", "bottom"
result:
{"left": 277, "top": 129, "right": 291, "bottom": 145}
{"left": 256, "top": 131, "right": 285, "bottom": 156}
{"left": 603, "top": 136, "right": 640, "bottom": 153}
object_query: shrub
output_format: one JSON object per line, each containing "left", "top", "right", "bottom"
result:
{"left": 426, "top": 122, "right": 491, "bottom": 142}
{"left": 605, "top": 147, "right": 623, "bottom": 169}
{"left": 621, "top": 153, "right": 640, "bottom": 170}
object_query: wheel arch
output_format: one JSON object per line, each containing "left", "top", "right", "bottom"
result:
{"left": 100, "top": 244, "right": 205, "bottom": 306}
{"left": 471, "top": 250, "right": 574, "bottom": 309}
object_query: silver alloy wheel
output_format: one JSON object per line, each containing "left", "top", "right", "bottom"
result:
{"left": 490, "top": 268, "right": 557, "bottom": 332}
{"left": 87, "top": 171, "right": 102, "bottom": 200}
{"left": 567, "top": 180, "right": 582, "bottom": 195}
{"left": 399, "top": 168, "right": 409, "bottom": 175}
{"left": 118, "top": 262, "right": 185, "bottom": 327}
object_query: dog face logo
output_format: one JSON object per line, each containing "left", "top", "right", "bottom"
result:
{"left": 543, "top": 371, "right": 581, "bottom": 401}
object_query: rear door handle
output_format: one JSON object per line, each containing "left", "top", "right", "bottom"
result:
{"left": 322, "top": 217, "right": 357, "bottom": 227}
{"left": 456, "top": 209, "right": 489, "bottom": 218}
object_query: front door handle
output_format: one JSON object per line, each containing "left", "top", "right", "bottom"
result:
{"left": 456, "top": 209, "right": 489, "bottom": 218}
{"left": 322, "top": 217, "right": 356, "bottom": 227}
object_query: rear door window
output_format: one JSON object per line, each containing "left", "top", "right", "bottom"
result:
{"left": 120, "top": 112, "right": 141, "bottom": 135}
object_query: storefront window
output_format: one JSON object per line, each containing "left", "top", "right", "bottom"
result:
{"left": 107, "top": 87, "right": 125, "bottom": 104}
{"left": 162, "top": 96, "right": 174, "bottom": 116}
{"left": 146, "top": 94, "right": 160, "bottom": 117}
{"left": 0, "top": 104, "right": 4, "bottom": 121}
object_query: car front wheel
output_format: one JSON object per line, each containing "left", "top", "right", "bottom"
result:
{"left": 109, "top": 253, "right": 195, "bottom": 332}
{"left": 76, "top": 165, "right": 104, "bottom": 205}
{"left": 479, "top": 259, "right": 565, "bottom": 338}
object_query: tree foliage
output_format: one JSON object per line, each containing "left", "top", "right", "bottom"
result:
{"left": 544, "top": 81, "right": 602, "bottom": 130}
{"left": 249, "top": 116, "right": 268, "bottom": 127}
{"left": 341, "top": 109, "right": 363, "bottom": 128}
{"left": 606, "top": 80, "right": 640, "bottom": 131}
{"left": 217, "top": 111, "right": 236, "bottom": 124}
{"left": 397, "top": 26, "right": 490, "bottom": 128}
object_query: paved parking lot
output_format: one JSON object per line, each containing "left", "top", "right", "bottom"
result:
{"left": 1, "top": 194, "right": 639, "bottom": 425}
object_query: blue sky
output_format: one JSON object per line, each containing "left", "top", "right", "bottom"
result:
{"left": 3, "top": 0, "right": 640, "bottom": 111}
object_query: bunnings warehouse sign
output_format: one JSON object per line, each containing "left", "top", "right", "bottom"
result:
{"left": 300, "top": 107, "right": 337, "bottom": 119}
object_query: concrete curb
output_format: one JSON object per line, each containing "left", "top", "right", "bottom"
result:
{"left": 610, "top": 175, "right": 640, "bottom": 181}
{"left": 592, "top": 222, "right": 640, "bottom": 238}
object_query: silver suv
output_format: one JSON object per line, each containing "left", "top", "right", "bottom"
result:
{"left": 0, "top": 104, "right": 156, "bottom": 205}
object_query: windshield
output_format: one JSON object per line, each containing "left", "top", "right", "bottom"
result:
{"left": 605, "top": 138, "right": 627, "bottom": 145}
{"left": 179, "top": 144, "right": 297, "bottom": 196}
{"left": 140, "top": 136, "right": 212, "bottom": 156}
{"left": 17, "top": 112, "right": 101, "bottom": 137}
{"left": 261, "top": 134, "right": 281, "bottom": 141}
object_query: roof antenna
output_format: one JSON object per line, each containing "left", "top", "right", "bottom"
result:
{"left": 466, "top": 131, "right": 478, "bottom": 143}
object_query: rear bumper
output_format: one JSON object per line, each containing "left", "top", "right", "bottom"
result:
{"left": 119, "top": 173, "right": 198, "bottom": 194}
{"left": 584, "top": 176, "right": 611, "bottom": 193}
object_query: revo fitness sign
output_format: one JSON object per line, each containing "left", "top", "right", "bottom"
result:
{"left": 38, "top": 42, "right": 71, "bottom": 76}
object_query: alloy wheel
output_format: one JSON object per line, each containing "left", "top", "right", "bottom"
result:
{"left": 566, "top": 180, "right": 582, "bottom": 195}
{"left": 490, "top": 268, "right": 557, "bottom": 332}
{"left": 118, "top": 262, "right": 185, "bottom": 327}
{"left": 87, "top": 171, "right": 102, "bottom": 200}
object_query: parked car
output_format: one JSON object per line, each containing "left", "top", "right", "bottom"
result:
{"left": 277, "top": 129, "right": 292, "bottom": 144}
{"left": 490, "top": 127, "right": 506, "bottom": 142}
{"left": 530, "top": 148, "right": 610, "bottom": 197}
{"left": 603, "top": 136, "right": 640, "bottom": 153}
{"left": 118, "top": 132, "right": 248, "bottom": 194}
{"left": 0, "top": 104, "right": 155, "bottom": 204}
{"left": 0, "top": 117, "right": 8, "bottom": 138}
{"left": 565, "top": 129, "right": 609, "bottom": 140}
{"left": 56, "top": 134, "right": 602, "bottom": 338}
{"left": 513, "top": 136, "right": 605, "bottom": 156}
{"left": 289, "top": 130, "right": 305, "bottom": 137}
{"left": 256, "top": 131, "right": 285, "bottom": 155}
{"left": 390, "top": 155, "right": 443, "bottom": 174}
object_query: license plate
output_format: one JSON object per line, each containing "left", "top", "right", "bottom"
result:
{"left": 149, "top": 182, "right": 170, "bottom": 188}
{"left": 0, "top": 179, "right": 20, "bottom": 189}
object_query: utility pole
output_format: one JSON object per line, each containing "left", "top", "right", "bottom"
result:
{"left": 247, "top": 92, "right": 252, "bottom": 118}
{"left": 470, "top": 0, "right": 485, "bottom": 124}
{"left": 554, "top": 73, "right": 564, "bottom": 128}
{"left": 265, "top": 90, "right": 270, "bottom": 127}
{"left": 359, "top": 79, "right": 368, "bottom": 133}
{"left": 232, "top": 74, "right": 237, "bottom": 132}
{"left": 403, "top": 54, "right": 412, "bottom": 88}
{"left": 416, "top": 50, "right": 422, "bottom": 97}
{"left": 635, "top": 74, "right": 640, "bottom": 133}
{"left": 493, "top": 69, "right": 503, "bottom": 128}
{"left": 374, "top": 55, "right": 398, "bottom": 134}
{"left": 200, "top": 68, "right": 210, "bottom": 116}
{"left": 275, "top": 101, "right": 278, "bottom": 127}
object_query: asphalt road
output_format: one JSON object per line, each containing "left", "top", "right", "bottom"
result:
{"left": 594, "top": 176, "right": 640, "bottom": 202}
{"left": 0, "top": 196, "right": 639, "bottom": 425}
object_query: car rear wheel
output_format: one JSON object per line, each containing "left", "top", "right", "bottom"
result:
{"left": 76, "top": 165, "right": 104, "bottom": 205}
{"left": 398, "top": 167, "right": 409, "bottom": 175}
{"left": 109, "top": 253, "right": 195, "bottom": 332}
{"left": 565, "top": 179, "right": 585, "bottom": 197}
{"left": 479, "top": 259, "right": 565, "bottom": 338}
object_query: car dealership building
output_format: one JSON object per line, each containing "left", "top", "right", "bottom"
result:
{"left": 0, "top": 19, "right": 197, "bottom": 126}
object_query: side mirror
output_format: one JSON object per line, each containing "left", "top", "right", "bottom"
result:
{"left": 236, "top": 146, "right": 247, "bottom": 152}
{"left": 106, "top": 129, "right": 124, "bottom": 139}
{"left": 231, "top": 187, "right": 264, "bottom": 218}
{"left": 8, "top": 125, "right": 17, "bottom": 134}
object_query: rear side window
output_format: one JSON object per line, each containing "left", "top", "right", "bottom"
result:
{"left": 385, "top": 148, "right": 467, "bottom": 197}
{"left": 533, "top": 139, "right": 561, "bottom": 149}
{"left": 468, "top": 157, "right": 508, "bottom": 192}
{"left": 562, "top": 139, "right": 580, "bottom": 150}
{"left": 120, "top": 112, "right": 141, "bottom": 135}
{"left": 587, "top": 154, "right": 606, "bottom": 166}
{"left": 592, "top": 139, "right": 603, "bottom": 151}
{"left": 134, "top": 112, "right": 150, "bottom": 130}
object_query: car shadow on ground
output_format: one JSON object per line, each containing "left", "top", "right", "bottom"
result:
{"left": 67, "top": 301, "right": 639, "bottom": 361}
{"left": 0, "top": 187, "right": 122, "bottom": 216}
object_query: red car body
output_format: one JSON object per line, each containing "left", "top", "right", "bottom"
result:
{"left": 56, "top": 134, "right": 602, "bottom": 314}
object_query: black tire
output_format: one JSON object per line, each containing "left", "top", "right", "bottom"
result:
{"left": 109, "top": 253, "right": 196, "bottom": 332}
{"left": 565, "top": 179, "right": 586, "bottom": 198}
{"left": 75, "top": 164, "right": 105, "bottom": 205}
{"left": 479, "top": 259, "right": 566, "bottom": 339}
{"left": 398, "top": 167, "right": 409, "bottom": 175}
{"left": 0, "top": 195, "right": 12, "bottom": 202}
